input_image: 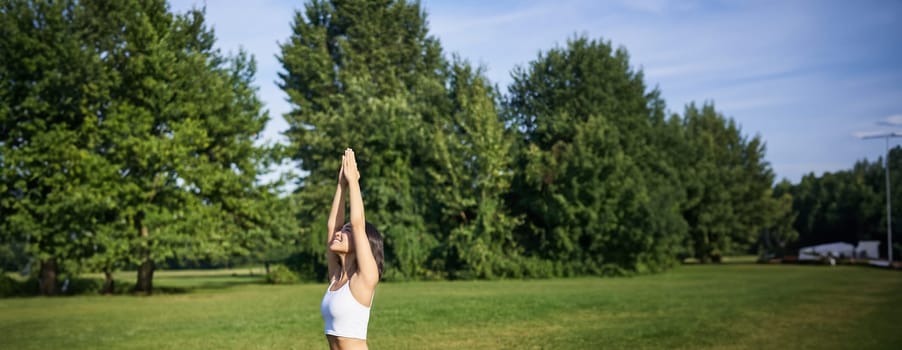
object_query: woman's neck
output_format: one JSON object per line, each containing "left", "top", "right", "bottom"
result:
{"left": 337, "top": 254, "right": 357, "bottom": 281}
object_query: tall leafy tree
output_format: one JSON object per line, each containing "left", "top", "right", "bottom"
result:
{"left": 678, "top": 103, "right": 788, "bottom": 262}
{"left": 278, "top": 0, "right": 447, "bottom": 280}
{"left": 97, "top": 1, "right": 282, "bottom": 293}
{"left": 506, "top": 37, "right": 684, "bottom": 275}
{"left": 425, "top": 58, "right": 521, "bottom": 278}
{"left": 763, "top": 180, "right": 799, "bottom": 258}
{"left": 1, "top": 0, "right": 284, "bottom": 294}
{"left": 1, "top": 0, "right": 123, "bottom": 294}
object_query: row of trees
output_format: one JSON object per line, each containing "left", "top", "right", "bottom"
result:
{"left": 277, "top": 0, "right": 794, "bottom": 280}
{"left": 9, "top": 0, "right": 874, "bottom": 295}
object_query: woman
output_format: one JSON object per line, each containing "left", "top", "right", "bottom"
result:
{"left": 321, "top": 148, "right": 384, "bottom": 350}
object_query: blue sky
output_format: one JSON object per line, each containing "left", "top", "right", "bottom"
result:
{"left": 170, "top": 0, "right": 902, "bottom": 184}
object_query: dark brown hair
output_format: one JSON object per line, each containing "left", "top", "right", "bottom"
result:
{"left": 364, "top": 221, "right": 384, "bottom": 279}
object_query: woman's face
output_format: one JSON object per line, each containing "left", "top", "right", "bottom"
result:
{"left": 328, "top": 223, "right": 354, "bottom": 254}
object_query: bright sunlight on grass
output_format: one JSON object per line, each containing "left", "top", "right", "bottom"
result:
{"left": 2, "top": 264, "right": 900, "bottom": 349}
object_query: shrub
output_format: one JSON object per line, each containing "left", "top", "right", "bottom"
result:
{"left": 283, "top": 251, "right": 327, "bottom": 281}
{"left": 0, "top": 272, "right": 16, "bottom": 297}
{"left": 0, "top": 272, "right": 38, "bottom": 297}
{"left": 265, "top": 264, "right": 300, "bottom": 284}
{"left": 63, "top": 277, "right": 103, "bottom": 295}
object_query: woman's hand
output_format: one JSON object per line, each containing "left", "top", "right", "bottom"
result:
{"left": 338, "top": 154, "right": 347, "bottom": 187}
{"left": 343, "top": 148, "right": 360, "bottom": 184}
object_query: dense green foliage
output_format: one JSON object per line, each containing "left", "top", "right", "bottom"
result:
{"left": 279, "top": 0, "right": 791, "bottom": 280}
{"left": 676, "top": 103, "right": 796, "bottom": 262}
{"left": 264, "top": 264, "right": 300, "bottom": 284}
{"left": 781, "top": 147, "right": 901, "bottom": 258}
{"left": 3, "top": 0, "right": 890, "bottom": 294}
{"left": 278, "top": 0, "right": 446, "bottom": 280}
{"left": 278, "top": 0, "right": 525, "bottom": 280}
{"left": 506, "top": 38, "right": 688, "bottom": 275}
{"left": 2, "top": 265, "right": 901, "bottom": 349}
{"left": 0, "top": 0, "right": 291, "bottom": 295}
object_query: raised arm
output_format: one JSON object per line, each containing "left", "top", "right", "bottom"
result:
{"left": 343, "top": 149, "right": 378, "bottom": 287}
{"left": 325, "top": 156, "right": 347, "bottom": 281}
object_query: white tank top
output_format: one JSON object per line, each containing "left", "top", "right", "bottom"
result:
{"left": 321, "top": 280, "right": 372, "bottom": 340}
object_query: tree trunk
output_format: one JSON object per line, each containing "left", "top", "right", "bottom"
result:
{"left": 134, "top": 211, "right": 154, "bottom": 294}
{"left": 136, "top": 259, "right": 154, "bottom": 294}
{"left": 39, "top": 258, "right": 57, "bottom": 296}
{"left": 102, "top": 270, "right": 115, "bottom": 295}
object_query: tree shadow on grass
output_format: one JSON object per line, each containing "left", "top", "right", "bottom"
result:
{"left": 681, "top": 255, "right": 760, "bottom": 265}
{"left": 145, "top": 274, "right": 268, "bottom": 294}
{"left": 3, "top": 272, "right": 286, "bottom": 298}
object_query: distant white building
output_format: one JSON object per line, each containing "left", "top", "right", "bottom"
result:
{"left": 798, "top": 242, "right": 855, "bottom": 261}
{"left": 799, "top": 241, "right": 881, "bottom": 261}
{"left": 855, "top": 240, "right": 880, "bottom": 259}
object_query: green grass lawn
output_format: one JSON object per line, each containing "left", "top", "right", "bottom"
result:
{"left": 1, "top": 264, "right": 900, "bottom": 349}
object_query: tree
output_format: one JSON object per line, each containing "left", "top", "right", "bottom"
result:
{"left": 97, "top": 1, "right": 281, "bottom": 293}
{"left": 505, "top": 36, "right": 685, "bottom": 275}
{"left": 762, "top": 180, "right": 798, "bottom": 259}
{"left": 424, "top": 58, "right": 521, "bottom": 279}
{"left": 1, "top": 0, "right": 123, "bottom": 295}
{"left": 278, "top": 0, "right": 447, "bottom": 280}
{"left": 1, "top": 0, "right": 283, "bottom": 294}
{"left": 678, "top": 103, "right": 789, "bottom": 262}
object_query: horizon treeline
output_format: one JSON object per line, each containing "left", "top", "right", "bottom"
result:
{"left": 0, "top": 0, "right": 891, "bottom": 295}
{"left": 776, "top": 147, "right": 902, "bottom": 258}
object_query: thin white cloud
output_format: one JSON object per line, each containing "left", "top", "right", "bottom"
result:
{"left": 619, "top": 0, "right": 704, "bottom": 14}
{"left": 429, "top": 5, "right": 549, "bottom": 36}
{"left": 426, "top": 0, "right": 902, "bottom": 183}
{"left": 880, "top": 114, "right": 902, "bottom": 126}
{"left": 852, "top": 131, "right": 902, "bottom": 139}
{"left": 156, "top": 0, "right": 901, "bottom": 184}
{"left": 775, "top": 161, "right": 860, "bottom": 177}
{"left": 621, "top": 0, "right": 669, "bottom": 14}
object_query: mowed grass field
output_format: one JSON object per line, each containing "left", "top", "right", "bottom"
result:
{"left": 1, "top": 263, "right": 900, "bottom": 349}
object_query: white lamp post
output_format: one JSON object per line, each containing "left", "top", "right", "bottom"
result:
{"left": 857, "top": 130, "right": 902, "bottom": 266}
